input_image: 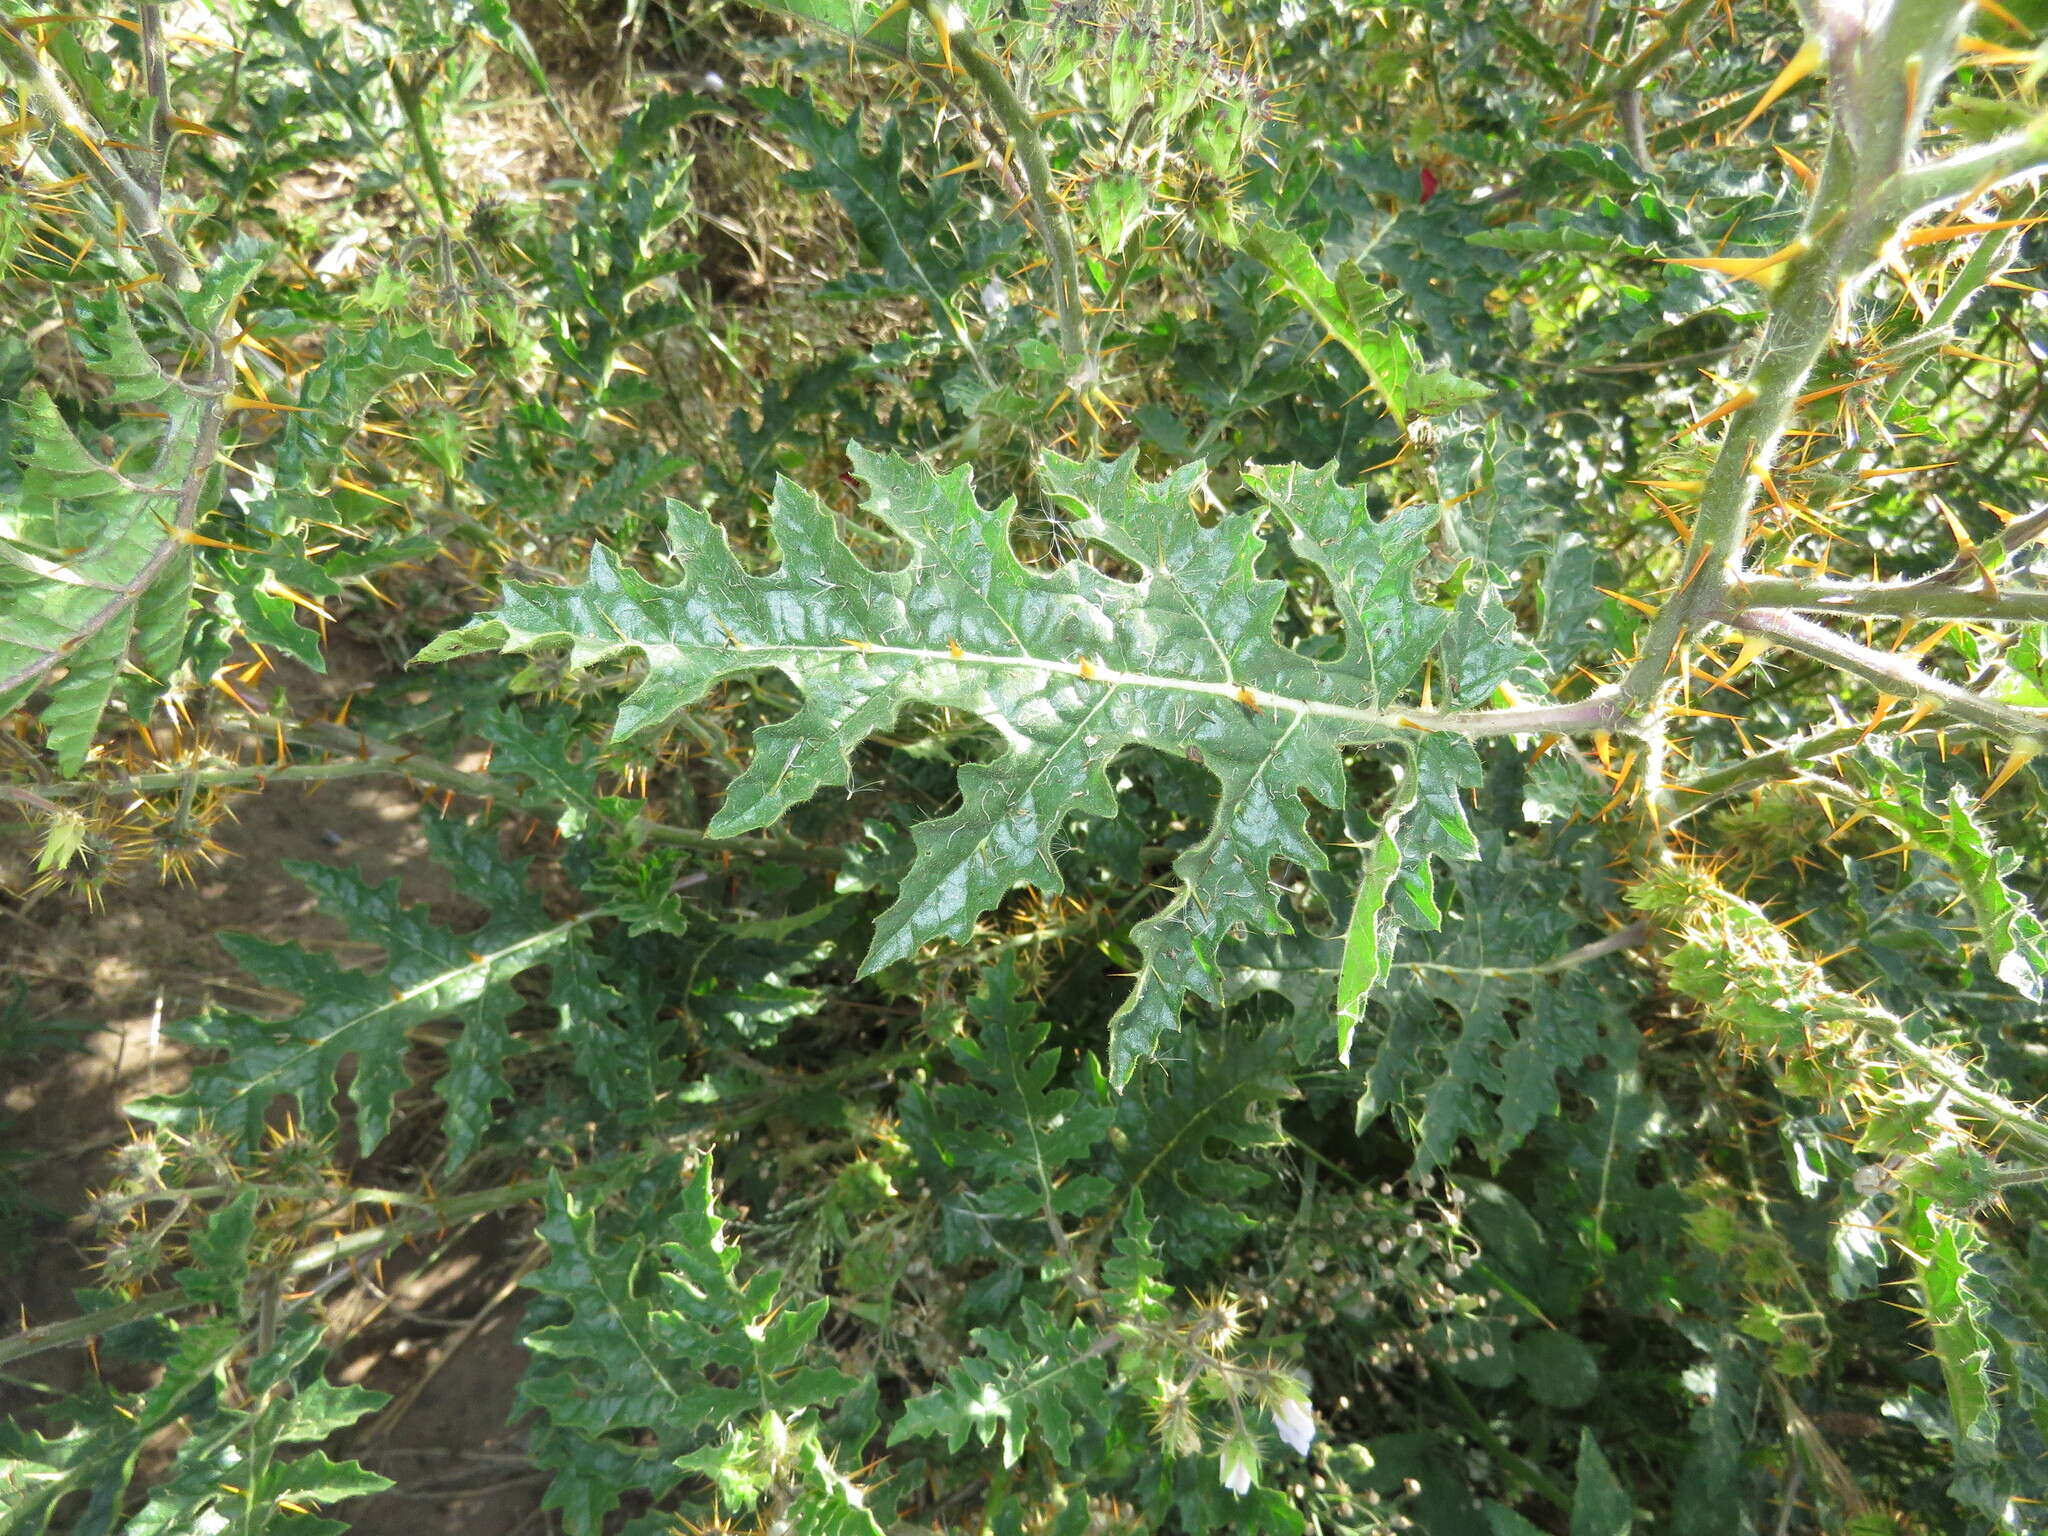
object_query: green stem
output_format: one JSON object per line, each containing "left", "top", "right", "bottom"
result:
{"left": 1667, "top": 720, "right": 1952, "bottom": 825}
{"left": 1736, "top": 575, "right": 2048, "bottom": 623}
{"left": 136, "top": 2, "right": 171, "bottom": 203}
{"left": 1616, "top": 4, "right": 2015, "bottom": 734}
{"left": 0, "top": 1293, "right": 185, "bottom": 1367}
{"left": 1858, "top": 1018, "right": 2048, "bottom": 1163}
{"left": 910, "top": 0, "right": 1091, "bottom": 376}
{"left": 0, "top": 17, "right": 197, "bottom": 291}
{"left": 390, "top": 54, "right": 460, "bottom": 225}
{"left": 1394, "top": 921, "right": 1650, "bottom": 981}
{"left": 1871, "top": 196, "right": 2041, "bottom": 425}
{"left": 1730, "top": 607, "right": 2048, "bottom": 745}
{"left": 1888, "top": 107, "right": 2048, "bottom": 220}
{"left": 1958, "top": 507, "right": 2048, "bottom": 577}
{"left": 294, "top": 715, "right": 843, "bottom": 865}
{"left": 1615, "top": 204, "right": 1849, "bottom": 713}
{"left": 1556, "top": 0, "right": 1713, "bottom": 129}
{"left": 61, "top": 715, "right": 854, "bottom": 872}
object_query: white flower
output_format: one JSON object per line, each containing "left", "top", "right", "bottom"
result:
{"left": 1218, "top": 1435, "right": 1258, "bottom": 1497}
{"left": 1270, "top": 1393, "right": 1316, "bottom": 1456}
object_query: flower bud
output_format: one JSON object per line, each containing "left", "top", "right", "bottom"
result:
{"left": 1218, "top": 1429, "right": 1259, "bottom": 1496}
{"left": 1151, "top": 1382, "right": 1202, "bottom": 1457}
{"left": 1262, "top": 1372, "right": 1316, "bottom": 1455}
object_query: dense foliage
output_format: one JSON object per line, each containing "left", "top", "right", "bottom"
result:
{"left": 6, "top": 0, "right": 2048, "bottom": 1531}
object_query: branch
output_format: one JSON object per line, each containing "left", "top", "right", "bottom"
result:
{"left": 1555, "top": 0, "right": 1715, "bottom": 131}
{"left": 908, "top": 0, "right": 1091, "bottom": 378}
{"left": 1409, "top": 692, "right": 1622, "bottom": 739}
{"left": 283, "top": 719, "right": 851, "bottom": 869}
{"left": 0, "top": 1174, "right": 577, "bottom": 1369}
{"left": 1395, "top": 920, "right": 1651, "bottom": 981}
{"left": 136, "top": 3, "right": 171, "bottom": 203}
{"left": 1614, "top": 208, "right": 1848, "bottom": 710}
{"left": 0, "top": 17, "right": 197, "bottom": 292}
{"left": 1612, "top": 5, "right": 2020, "bottom": 722}
{"left": 1869, "top": 191, "right": 2044, "bottom": 424}
{"left": 1736, "top": 575, "right": 2048, "bottom": 623}
{"left": 1667, "top": 718, "right": 1965, "bottom": 825}
{"left": 1890, "top": 108, "right": 2048, "bottom": 221}
{"left": 1730, "top": 607, "right": 2048, "bottom": 744}
{"left": 1925, "top": 506, "right": 2048, "bottom": 585}
{"left": 1856, "top": 1015, "right": 2048, "bottom": 1164}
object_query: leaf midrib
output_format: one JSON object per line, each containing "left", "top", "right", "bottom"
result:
{"left": 661, "top": 636, "right": 1407, "bottom": 733}
{"left": 216, "top": 915, "right": 591, "bottom": 1114}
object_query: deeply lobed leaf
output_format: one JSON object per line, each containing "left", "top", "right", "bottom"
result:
{"left": 419, "top": 448, "right": 1498, "bottom": 1079}
{"left": 519, "top": 1161, "right": 859, "bottom": 1533}
{"left": 900, "top": 957, "right": 1116, "bottom": 1264}
{"left": 131, "top": 817, "right": 588, "bottom": 1161}
{"left": 0, "top": 300, "right": 211, "bottom": 772}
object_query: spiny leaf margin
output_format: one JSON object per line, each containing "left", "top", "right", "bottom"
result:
{"left": 416, "top": 447, "right": 1493, "bottom": 1081}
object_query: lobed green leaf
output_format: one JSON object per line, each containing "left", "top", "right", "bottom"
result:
{"left": 419, "top": 448, "right": 1505, "bottom": 1080}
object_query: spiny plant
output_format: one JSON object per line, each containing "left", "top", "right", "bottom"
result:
{"left": 420, "top": 0, "right": 2048, "bottom": 1520}
{"left": 422, "top": 446, "right": 1572, "bottom": 1080}
{"left": 7, "top": 0, "right": 2048, "bottom": 1534}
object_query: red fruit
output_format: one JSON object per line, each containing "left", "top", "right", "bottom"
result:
{"left": 1419, "top": 166, "right": 1439, "bottom": 203}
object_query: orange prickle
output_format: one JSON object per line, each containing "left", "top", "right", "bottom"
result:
{"left": 1675, "top": 386, "right": 1757, "bottom": 440}
{"left": 1858, "top": 461, "right": 1955, "bottom": 481}
{"left": 919, "top": 0, "right": 958, "bottom": 71}
{"left": 1982, "top": 744, "right": 2038, "bottom": 800}
{"left": 1710, "top": 635, "right": 1773, "bottom": 690}
{"left": 1971, "top": 0, "right": 2029, "bottom": 32}
{"left": 1774, "top": 144, "right": 1818, "bottom": 191}
{"left": 1735, "top": 38, "right": 1823, "bottom": 133}
{"left": 1664, "top": 238, "right": 1809, "bottom": 285}
{"left": 1893, "top": 701, "right": 1939, "bottom": 740}
{"left": 1901, "top": 216, "right": 2046, "bottom": 250}
{"left": 1596, "top": 586, "right": 1662, "bottom": 616}
{"left": 165, "top": 524, "right": 259, "bottom": 554}
{"left": 1954, "top": 35, "right": 2035, "bottom": 65}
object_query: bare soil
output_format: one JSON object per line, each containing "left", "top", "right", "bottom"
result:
{"left": 1, "top": 645, "right": 548, "bottom": 1535}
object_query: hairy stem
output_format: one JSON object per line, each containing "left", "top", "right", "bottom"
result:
{"left": 1615, "top": 190, "right": 1849, "bottom": 711}
{"left": 1394, "top": 920, "right": 1651, "bottom": 981}
{"left": 136, "top": 2, "right": 171, "bottom": 202}
{"left": 1857, "top": 1016, "right": 2048, "bottom": 1164}
{"left": 1667, "top": 719, "right": 1958, "bottom": 825}
{"left": 0, "top": 17, "right": 196, "bottom": 292}
{"left": 1616, "top": 1, "right": 2036, "bottom": 738}
{"left": 1730, "top": 607, "right": 2048, "bottom": 745}
{"left": 390, "top": 52, "right": 462, "bottom": 226}
{"left": 0, "top": 1174, "right": 584, "bottom": 1369}
{"left": 1889, "top": 107, "right": 2048, "bottom": 218}
{"left": 1736, "top": 575, "right": 2048, "bottom": 623}
{"left": 910, "top": 0, "right": 1091, "bottom": 375}
{"left": 1927, "top": 505, "right": 2048, "bottom": 585}
{"left": 1869, "top": 193, "right": 2042, "bottom": 426}
{"left": 288, "top": 718, "right": 853, "bottom": 869}
{"left": 1558, "top": 0, "right": 1714, "bottom": 132}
